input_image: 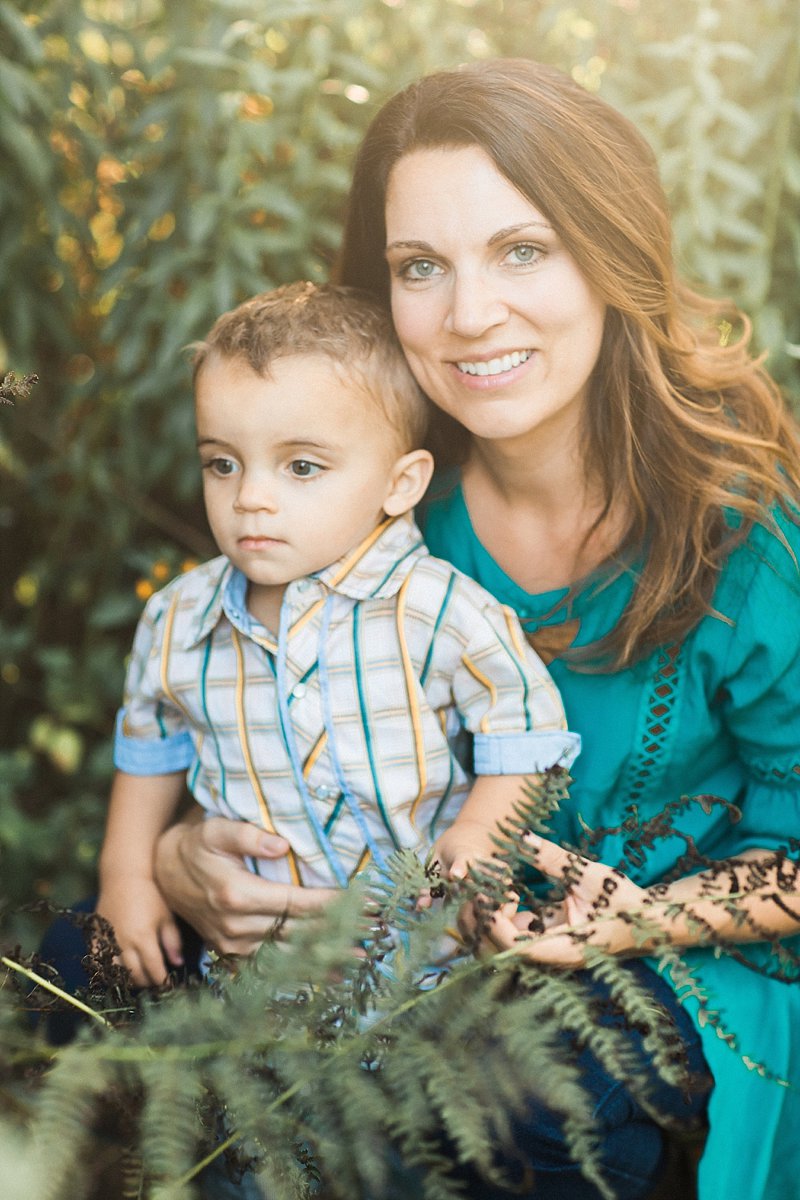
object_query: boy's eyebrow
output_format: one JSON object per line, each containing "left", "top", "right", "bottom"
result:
{"left": 274, "top": 437, "right": 341, "bottom": 453}
{"left": 197, "top": 436, "right": 236, "bottom": 451}
{"left": 196, "top": 436, "right": 341, "bottom": 453}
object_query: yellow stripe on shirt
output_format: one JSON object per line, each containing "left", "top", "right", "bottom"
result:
{"left": 232, "top": 628, "right": 302, "bottom": 887}
{"left": 461, "top": 653, "right": 497, "bottom": 735}
{"left": 396, "top": 573, "right": 427, "bottom": 824}
{"left": 159, "top": 592, "right": 182, "bottom": 709}
{"left": 503, "top": 605, "right": 528, "bottom": 661}
{"left": 350, "top": 845, "right": 372, "bottom": 879}
{"left": 303, "top": 730, "right": 327, "bottom": 778}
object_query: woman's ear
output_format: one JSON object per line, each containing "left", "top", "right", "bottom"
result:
{"left": 383, "top": 449, "right": 435, "bottom": 516}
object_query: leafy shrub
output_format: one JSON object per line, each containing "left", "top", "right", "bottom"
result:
{"left": 0, "top": 0, "right": 798, "bottom": 939}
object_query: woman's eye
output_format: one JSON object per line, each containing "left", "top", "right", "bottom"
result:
{"left": 508, "top": 243, "right": 542, "bottom": 266}
{"left": 289, "top": 460, "right": 323, "bottom": 478}
{"left": 402, "top": 258, "right": 441, "bottom": 281}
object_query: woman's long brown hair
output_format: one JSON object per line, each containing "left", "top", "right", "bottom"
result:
{"left": 336, "top": 58, "right": 800, "bottom": 668}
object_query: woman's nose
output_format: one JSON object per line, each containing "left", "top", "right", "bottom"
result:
{"left": 444, "top": 272, "right": 508, "bottom": 338}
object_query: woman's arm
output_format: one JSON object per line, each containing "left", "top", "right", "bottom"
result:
{"left": 478, "top": 834, "right": 800, "bottom": 967}
{"left": 154, "top": 813, "right": 337, "bottom": 956}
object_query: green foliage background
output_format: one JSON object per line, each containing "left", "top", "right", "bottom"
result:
{"left": 1, "top": 0, "right": 799, "bottom": 945}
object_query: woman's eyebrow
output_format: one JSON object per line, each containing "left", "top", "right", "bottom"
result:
{"left": 488, "top": 220, "right": 553, "bottom": 245}
{"left": 385, "top": 238, "right": 434, "bottom": 255}
{"left": 385, "top": 221, "right": 554, "bottom": 255}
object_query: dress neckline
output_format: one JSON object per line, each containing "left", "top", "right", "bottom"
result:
{"left": 450, "top": 478, "right": 577, "bottom": 612}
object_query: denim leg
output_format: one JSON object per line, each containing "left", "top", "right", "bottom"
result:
{"left": 443, "top": 960, "right": 710, "bottom": 1200}
{"left": 197, "top": 1158, "right": 269, "bottom": 1200}
{"left": 35, "top": 895, "right": 204, "bottom": 1043}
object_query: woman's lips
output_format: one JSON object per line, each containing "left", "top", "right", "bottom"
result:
{"left": 456, "top": 349, "right": 533, "bottom": 376}
{"left": 448, "top": 349, "right": 537, "bottom": 390}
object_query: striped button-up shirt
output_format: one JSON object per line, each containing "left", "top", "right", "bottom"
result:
{"left": 115, "top": 515, "right": 579, "bottom": 887}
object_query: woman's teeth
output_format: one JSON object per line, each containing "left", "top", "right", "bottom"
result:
{"left": 456, "top": 350, "right": 532, "bottom": 376}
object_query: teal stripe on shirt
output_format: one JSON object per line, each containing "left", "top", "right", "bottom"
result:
{"left": 353, "top": 605, "right": 400, "bottom": 850}
{"left": 420, "top": 572, "right": 457, "bottom": 687}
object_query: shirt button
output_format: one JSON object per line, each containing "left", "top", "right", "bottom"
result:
{"left": 296, "top": 579, "right": 312, "bottom": 593}
{"left": 293, "top": 683, "right": 307, "bottom": 699}
{"left": 314, "top": 785, "right": 336, "bottom": 800}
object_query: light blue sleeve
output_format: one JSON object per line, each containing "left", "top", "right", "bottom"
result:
{"left": 113, "top": 709, "right": 194, "bottom": 775}
{"left": 112, "top": 589, "right": 194, "bottom": 777}
{"left": 449, "top": 586, "right": 581, "bottom": 775}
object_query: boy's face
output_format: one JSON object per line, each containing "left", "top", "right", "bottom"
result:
{"left": 195, "top": 352, "right": 410, "bottom": 617}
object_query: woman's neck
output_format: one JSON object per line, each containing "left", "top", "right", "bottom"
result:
{"left": 466, "top": 429, "right": 587, "bottom": 511}
{"left": 462, "top": 435, "right": 627, "bottom": 594}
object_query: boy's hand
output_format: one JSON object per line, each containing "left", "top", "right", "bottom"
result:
{"left": 430, "top": 817, "right": 501, "bottom": 882}
{"left": 96, "top": 876, "right": 184, "bottom": 988}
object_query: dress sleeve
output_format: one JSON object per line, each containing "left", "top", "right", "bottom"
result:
{"left": 716, "top": 511, "right": 800, "bottom": 852}
{"left": 113, "top": 589, "right": 195, "bottom": 776}
{"left": 448, "top": 590, "right": 581, "bottom": 776}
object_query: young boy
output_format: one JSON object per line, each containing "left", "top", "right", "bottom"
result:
{"left": 98, "top": 282, "right": 580, "bottom": 986}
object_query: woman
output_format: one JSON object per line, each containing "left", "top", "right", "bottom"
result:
{"left": 155, "top": 59, "right": 800, "bottom": 1200}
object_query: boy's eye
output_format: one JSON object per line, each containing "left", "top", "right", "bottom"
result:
{"left": 289, "top": 459, "right": 323, "bottom": 478}
{"left": 203, "top": 457, "right": 238, "bottom": 477}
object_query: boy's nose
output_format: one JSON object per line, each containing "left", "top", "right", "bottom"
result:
{"left": 233, "top": 473, "right": 278, "bottom": 513}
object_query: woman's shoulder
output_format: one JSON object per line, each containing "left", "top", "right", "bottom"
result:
{"left": 696, "top": 502, "right": 800, "bottom": 682}
{"left": 416, "top": 468, "right": 463, "bottom": 529}
{"left": 415, "top": 467, "right": 477, "bottom": 568}
{"left": 717, "top": 502, "right": 800, "bottom": 609}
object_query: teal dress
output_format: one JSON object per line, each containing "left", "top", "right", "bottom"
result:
{"left": 419, "top": 474, "right": 800, "bottom": 1200}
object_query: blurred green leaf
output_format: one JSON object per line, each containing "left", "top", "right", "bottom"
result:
{"left": 0, "top": 0, "right": 797, "bottom": 950}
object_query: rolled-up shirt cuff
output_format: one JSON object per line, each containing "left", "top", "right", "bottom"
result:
{"left": 473, "top": 730, "right": 581, "bottom": 775}
{"left": 113, "top": 709, "right": 194, "bottom": 775}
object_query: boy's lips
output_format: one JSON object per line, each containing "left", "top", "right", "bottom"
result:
{"left": 238, "top": 535, "right": 286, "bottom": 550}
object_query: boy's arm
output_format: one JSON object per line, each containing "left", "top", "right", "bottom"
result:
{"left": 97, "top": 770, "right": 186, "bottom": 987}
{"left": 431, "top": 773, "right": 530, "bottom": 880}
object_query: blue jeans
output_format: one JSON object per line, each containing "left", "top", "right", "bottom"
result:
{"left": 410, "top": 959, "right": 710, "bottom": 1200}
{"left": 197, "top": 1158, "right": 267, "bottom": 1199}
{"left": 39, "top": 910, "right": 708, "bottom": 1199}
{"left": 155, "top": 964, "right": 714, "bottom": 1200}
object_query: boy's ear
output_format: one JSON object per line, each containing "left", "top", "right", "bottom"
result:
{"left": 383, "top": 449, "right": 435, "bottom": 517}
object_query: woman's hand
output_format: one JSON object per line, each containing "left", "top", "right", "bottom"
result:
{"left": 154, "top": 814, "right": 337, "bottom": 957}
{"left": 468, "top": 833, "right": 652, "bottom": 967}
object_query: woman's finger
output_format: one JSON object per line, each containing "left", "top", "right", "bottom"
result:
{"left": 199, "top": 816, "right": 291, "bottom": 861}
{"left": 522, "top": 832, "right": 586, "bottom": 880}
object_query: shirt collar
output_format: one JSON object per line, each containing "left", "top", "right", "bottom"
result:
{"left": 184, "top": 514, "right": 426, "bottom": 648}
{"left": 315, "top": 513, "right": 426, "bottom": 600}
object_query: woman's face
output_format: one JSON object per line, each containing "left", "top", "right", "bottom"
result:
{"left": 384, "top": 145, "right": 607, "bottom": 449}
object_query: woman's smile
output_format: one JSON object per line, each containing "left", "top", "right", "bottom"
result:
{"left": 449, "top": 348, "right": 537, "bottom": 389}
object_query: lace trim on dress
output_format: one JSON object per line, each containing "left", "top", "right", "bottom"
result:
{"left": 619, "top": 644, "right": 684, "bottom": 810}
